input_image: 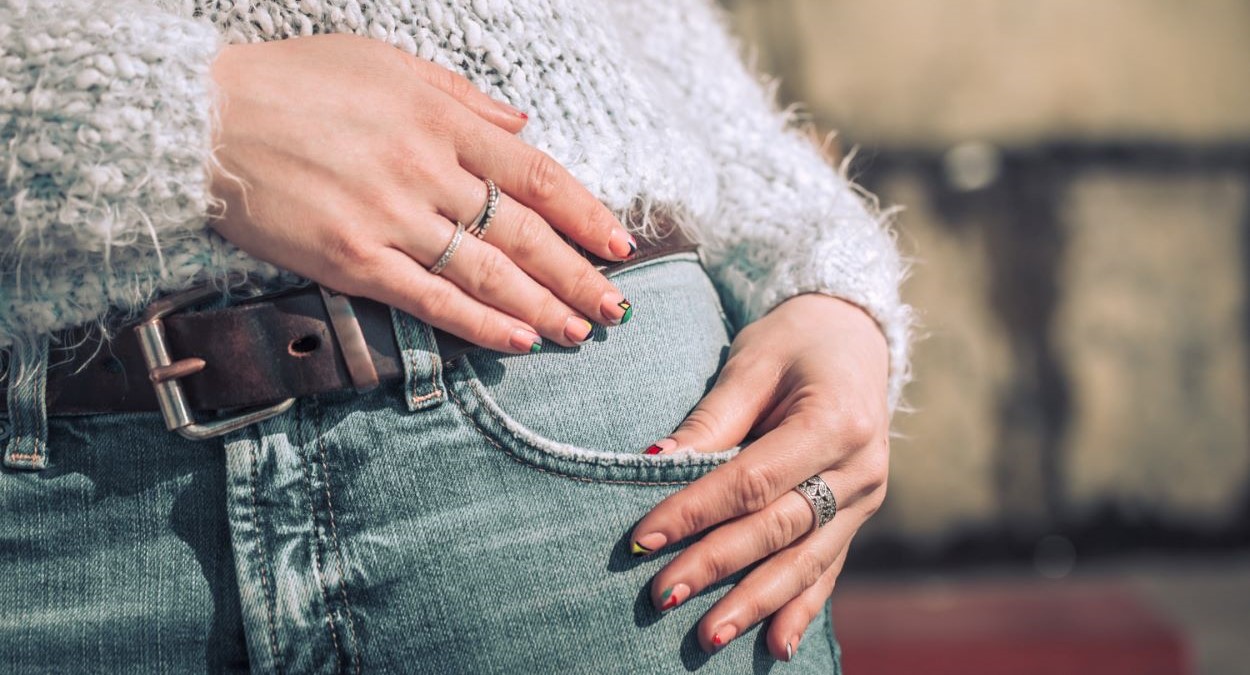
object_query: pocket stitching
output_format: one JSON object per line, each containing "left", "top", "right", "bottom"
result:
{"left": 445, "top": 379, "right": 730, "bottom": 486}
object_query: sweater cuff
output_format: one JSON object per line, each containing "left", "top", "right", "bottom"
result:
{"left": 1, "top": 0, "right": 222, "bottom": 257}
{"left": 709, "top": 224, "right": 914, "bottom": 414}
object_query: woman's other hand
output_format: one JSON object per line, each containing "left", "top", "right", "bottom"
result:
{"left": 208, "top": 34, "right": 636, "bottom": 353}
{"left": 629, "top": 294, "right": 890, "bottom": 660}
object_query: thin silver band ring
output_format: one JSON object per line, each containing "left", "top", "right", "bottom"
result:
{"left": 428, "top": 221, "right": 466, "bottom": 275}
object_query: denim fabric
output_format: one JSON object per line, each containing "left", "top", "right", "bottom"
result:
{"left": 0, "top": 253, "right": 842, "bottom": 674}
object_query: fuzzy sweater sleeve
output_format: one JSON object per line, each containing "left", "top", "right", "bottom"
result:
{"left": 624, "top": 0, "right": 914, "bottom": 411}
{"left": 0, "top": 0, "right": 221, "bottom": 282}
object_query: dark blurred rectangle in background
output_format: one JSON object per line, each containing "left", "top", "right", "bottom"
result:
{"left": 722, "top": 1, "right": 1250, "bottom": 673}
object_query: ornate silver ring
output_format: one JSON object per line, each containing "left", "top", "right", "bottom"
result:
{"left": 467, "top": 178, "right": 499, "bottom": 240}
{"left": 428, "top": 221, "right": 466, "bottom": 275}
{"left": 794, "top": 475, "right": 838, "bottom": 529}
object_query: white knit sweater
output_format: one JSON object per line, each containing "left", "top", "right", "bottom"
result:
{"left": 0, "top": 0, "right": 912, "bottom": 409}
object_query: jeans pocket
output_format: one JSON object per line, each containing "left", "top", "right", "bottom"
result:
{"left": 444, "top": 253, "right": 739, "bottom": 484}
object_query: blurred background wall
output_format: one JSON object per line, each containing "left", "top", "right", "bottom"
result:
{"left": 720, "top": 1, "right": 1250, "bottom": 672}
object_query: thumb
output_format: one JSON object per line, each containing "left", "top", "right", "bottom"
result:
{"left": 645, "top": 360, "right": 776, "bottom": 455}
{"left": 405, "top": 56, "right": 529, "bottom": 133}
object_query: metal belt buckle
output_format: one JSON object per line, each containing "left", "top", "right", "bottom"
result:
{"left": 134, "top": 285, "right": 295, "bottom": 440}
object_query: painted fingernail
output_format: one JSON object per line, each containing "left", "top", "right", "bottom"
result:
{"left": 711, "top": 625, "right": 738, "bottom": 651}
{"left": 564, "top": 316, "right": 593, "bottom": 344}
{"left": 608, "top": 229, "right": 634, "bottom": 260}
{"left": 644, "top": 438, "right": 677, "bottom": 455}
{"left": 785, "top": 641, "right": 793, "bottom": 662}
{"left": 509, "top": 329, "right": 542, "bottom": 354}
{"left": 787, "top": 637, "right": 800, "bottom": 661}
{"left": 658, "top": 583, "right": 689, "bottom": 611}
{"left": 630, "top": 532, "right": 667, "bottom": 557}
{"left": 600, "top": 294, "right": 634, "bottom": 325}
{"left": 627, "top": 234, "right": 638, "bottom": 258}
{"left": 494, "top": 98, "right": 528, "bottom": 120}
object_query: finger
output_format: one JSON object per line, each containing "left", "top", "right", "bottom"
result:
{"left": 644, "top": 354, "right": 780, "bottom": 455}
{"left": 389, "top": 214, "right": 594, "bottom": 348}
{"left": 629, "top": 418, "right": 828, "bottom": 557}
{"left": 647, "top": 470, "right": 857, "bottom": 614}
{"left": 454, "top": 123, "right": 636, "bottom": 261}
{"left": 348, "top": 245, "right": 543, "bottom": 354}
{"left": 402, "top": 54, "right": 529, "bottom": 133}
{"left": 432, "top": 172, "right": 633, "bottom": 327}
{"left": 766, "top": 547, "right": 848, "bottom": 662}
{"left": 696, "top": 505, "right": 855, "bottom": 654}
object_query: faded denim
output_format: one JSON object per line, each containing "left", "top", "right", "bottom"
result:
{"left": 0, "top": 252, "right": 842, "bottom": 673}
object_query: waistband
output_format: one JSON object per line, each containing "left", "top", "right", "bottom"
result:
{"left": 1, "top": 225, "right": 696, "bottom": 439}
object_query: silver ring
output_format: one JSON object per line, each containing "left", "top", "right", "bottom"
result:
{"left": 467, "top": 178, "right": 499, "bottom": 240}
{"left": 793, "top": 475, "right": 837, "bottom": 529}
{"left": 428, "top": 221, "right": 466, "bottom": 275}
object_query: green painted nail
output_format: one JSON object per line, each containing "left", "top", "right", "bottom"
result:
{"left": 617, "top": 300, "right": 633, "bottom": 325}
{"left": 529, "top": 341, "right": 543, "bottom": 354}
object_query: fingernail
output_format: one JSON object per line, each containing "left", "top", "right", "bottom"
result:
{"left": 644, "top": 438, "right": 677, "bottom": 455}
{"left": 630, "top": 532, "right": 667, "bottom": 557}
{"left": 627, "top": 234, "right": 638, "bottom": 258}
{"left": 787, "top": 637, "right": 800, "bottom": 661}
{"left": 711, "top": 625, "right": 738, "bottom": 651}
{"left": 658, "top": 583, "right": 689, "bottom": 611}
{"left": 600, "top": 294, "right": 634, "bottom": 326}
{"left": 509, "top": 329, "right": 542, "bottom": 354}
{"left": 564, "top": 316, "right": 593, "bottom": 344}
{"left": 494, "top": 98, "right": 527, "bottom": 120}
{"left": 608, "top": 229, "right": 634, "bottom": 260}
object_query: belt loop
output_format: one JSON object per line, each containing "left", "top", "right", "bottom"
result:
{"left": 3, "top": 335, "right": 51, "bottom": 471}
{"left": 389, "top": 309, "right": 445, "bottom": 411}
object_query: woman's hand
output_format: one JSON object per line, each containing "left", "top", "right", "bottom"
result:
{"left": 629, "top": 293, "right": 890, "bottom": 660}
{"left": 208, "top": 34, "right": 636, "bottom": 353}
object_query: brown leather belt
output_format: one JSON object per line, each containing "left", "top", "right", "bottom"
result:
{"left": 3, "top": 227, "right": 696, "bottom": 437}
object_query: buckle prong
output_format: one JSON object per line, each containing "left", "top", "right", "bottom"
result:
{"left": 135, "top": 285, "right": 295, "bottom": 440}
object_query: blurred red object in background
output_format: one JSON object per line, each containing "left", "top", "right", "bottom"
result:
{"left": 833, "top": 580, "right": 1191, "bottom": 675}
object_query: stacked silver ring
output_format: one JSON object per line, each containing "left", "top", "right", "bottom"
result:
{"left": 466, "top": 178, "right": 499, "bottom": 239}
{"left": 793, "top": 475, "right": 838, "bottom": 529}
{"left": 428, "top": 221, "right": 466, "bottom": 275}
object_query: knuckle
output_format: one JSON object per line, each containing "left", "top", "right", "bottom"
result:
{"left": 791, "top": 547, "right": 826, "bottom": 589}
{"left": 580, "top": 203, "right": 616, "bottom": 238}
{"left": 567, "top": 261, "right": 605, "bottom": 301}
{"left": 523, "top": 152, "right": 562, "bottom": 203}
{"left": 472, "top": 249, "right": 510, "bottom": 297}
{"left": 694, "top": 547, "right": 731, "bottom": 584}
{"left": 733, "top": 464, "right": 779, "bottom": 514}
{"left": 763, "top": 505, "right": 803, "bottom": 551}
{"left": 679, "top": 406, "right": 723, "bottom": 442}
{"left": 442, "top": 69, "right": 474, "bottom": 101}
{"left": 386, "top": 141, "right": 434, "bottom": 182}
{"left": 411, "top": 281, "right": 455, "bottom": 320}
{"left": 860, "top": 443, "right": 891, "bottom": 492}
{"left": 325, "top": 232, "right": 376, "bottom": 270}
{"left": 507, "top": 210, "right": 548, "bottom": 260}
{"left": 831, "top": 402, "right": 884, "bottom": 447}
{"left": 862, "top": 485, "right": 887, "bottom": 518}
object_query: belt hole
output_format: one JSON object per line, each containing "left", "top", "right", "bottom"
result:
{"left": 288, "top": 335, "right": 321, "bottom": 357}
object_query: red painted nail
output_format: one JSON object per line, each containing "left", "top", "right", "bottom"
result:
{"left": 516, "top": 111, "right": 528, "bottom": 120}
{"left": 643, "top": 438, "right": 676, "bottom": 455}
{"left": 711, "top": 625, "right": 738, "bottom": 651}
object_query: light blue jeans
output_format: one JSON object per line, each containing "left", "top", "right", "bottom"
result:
{"left": 0, "top": 252, "right": 842, "bottom": 673}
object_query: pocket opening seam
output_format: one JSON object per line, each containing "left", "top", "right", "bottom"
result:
{"left": 445, "top": 380, "right": 722, "bottom": 486}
